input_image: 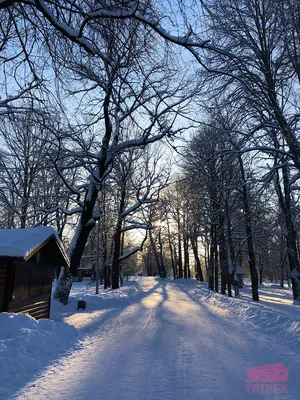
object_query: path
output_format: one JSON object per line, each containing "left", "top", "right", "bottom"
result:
{"left": 14, "top": 279, "right": 299, "bottom": 400}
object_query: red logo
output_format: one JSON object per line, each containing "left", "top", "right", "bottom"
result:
{"left": 246, "top": 363, "right": 289, "bottom": 383}
{"left": 245, "top": 363, "right": 289, "bottom": 395}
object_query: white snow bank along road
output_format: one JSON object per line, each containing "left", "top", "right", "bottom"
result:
{"left": 184, "top": 280, "right": 300, "bottom": 356}
{"left": 50, "top": 279, "right": 145, "bottom": 331}
{"left": 0, "top": 279, "right": 146, "bottom": 399}
{"left": 10, "top": 278, "right": 300, "bottom": 400}
{"left": 0, "top": 313, "right": 78, "bottom": 400}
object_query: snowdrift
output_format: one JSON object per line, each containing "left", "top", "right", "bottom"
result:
{"left": 186, "top": 281, "right": 300, "bottom": 350}
{"left": 50, "top": 279, "right": 144, "bottom": 320}
{"left": 0, "top": 312, "right": 78, "bottom": 398}
{"left": 0, "top": 280, "right": 144, "bottom": 398}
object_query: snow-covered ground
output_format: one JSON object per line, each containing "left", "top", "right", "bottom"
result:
{"left": 186, "top": 280, "right": 300, "bottom": 355}
{"left": 1, "top": 277, "right": 299, "bottom": 399}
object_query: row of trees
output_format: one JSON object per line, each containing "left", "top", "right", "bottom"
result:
{"left": 199, "top": 0, "right": 300, "bottom": 302}
{"left": 0, "top": 1, "right": 198, "bottom": 297}
{"left": 149, "top": 124, "right": 294, "bottom": 300}
{"left": 1, "top": 1, "right": 300, "bottom": 303}
{"left": 141, "top": 0, "right": 300, "bottom": 303}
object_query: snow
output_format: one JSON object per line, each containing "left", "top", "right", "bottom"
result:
{"left": 186, "top": 280, "right": 300, "bottom": 354}
{"left": 0, "top": 313, "right": 78, "bottom": 400}
{"left": 67, "top": 223, "right": 81, "bottom": 258}
{"left": 1, "top": 278, "right": 300, "bottom": 399}
{"left": 50, "top": 279, "right": 144, "bottom": 327}
{"left": 0, "top": 226, "right": 67, "bottom": 260}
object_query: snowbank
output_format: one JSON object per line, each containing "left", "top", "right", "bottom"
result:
{"left": 0, "top": 279, "right": 145, "bottom": 398}
{"left": 0, "top": 313, "right": 78, "bottom": 398}
{"left": 51, "top": 279, "right": 144, "bottom": 321}
{"left": 1, "top": 277, "right": 299, "bottom": 399}
{"left": 0, "top": 279, "right": 145, "bottom": 396}
{"left": 185, "top": 281, "right": 300, "bottom": 350}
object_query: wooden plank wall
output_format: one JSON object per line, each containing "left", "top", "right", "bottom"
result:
{"left": 0, "top": 263, "right": 7, "bottom": 312}
{"left": 7, "top": 294, "right": 51, "bottom": 320}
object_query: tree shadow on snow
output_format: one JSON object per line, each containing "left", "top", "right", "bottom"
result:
{"left": 6, "top": 280, "right": 167, "bottom": 399}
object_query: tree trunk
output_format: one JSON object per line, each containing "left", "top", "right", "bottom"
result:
{"left": 190, "top": 236, "right": 204, "bottom": 281}
{"left": 158, "top": 228, "right": 166, "bottom": 278}
{"left": 208, "top": 224, "right": 215, "bottom": 290}
{"left": 177, "top": 232, "right": 183, "bottom": 279}
{"left": 150, "top": 229, "right": 162, "bottom": 277}
{"left": 183, "top": 236, "right": 189, "bottom": 279}
{"left": 275, "top": 163, "right": 300, "bottom": 301}
{"left": 111, "top": 222, "right": 122, "bottom": 289}
{"left": 238, "top": 154, "right": 259, "bottom": 301}
{"left": 225, "top": 201, "right": 233, "bottom": 297}
{"left": 214, "top": 229, "right": 219, "bottom": 292}
{"left": 280, "top": 243, "right": 287, "bottom": 289}
{"left": 53, "top": 267, "right": 74, "bottom": 305}
{"left": 218, "top": 213, "right": 228, "bottom": 295}
{"left": 119, "top": 231, "right": 125, "bottom": 286}
{"left": 68, "top": 187, "right": 98, "bottom": 275}
{"left": 259, "top": 254, "right": 264, "bottom": 285}
{"left": 103, "top": 215, "right": 110, "bottom": 289}
{"left": 204, "top": 235, "right": 209, "bottom": 279}
{"left": 173, "top": 244, "right": 178, "bottom": 278}
{"left": 167, "top": 219, "right": 177, "bottom": 279}
{"left": 111, "top": 187, "right": 126, "bottom": 289}
{"left": 68, "top": 89, "right": 112, "bottom": 275}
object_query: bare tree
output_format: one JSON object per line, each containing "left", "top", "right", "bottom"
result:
{"left": 110, "top": 146, "right": 170, "bottom": 288}
{"left": 0, "top": 110, "right": 74, "bottom": 234}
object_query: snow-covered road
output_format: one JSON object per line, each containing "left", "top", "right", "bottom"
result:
{"left": 14, "top": 279, "right": 299, "bottom": 400}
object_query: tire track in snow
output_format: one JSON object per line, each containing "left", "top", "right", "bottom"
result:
{"left": 13, "top": 279, "right": 300, "bottom": 400}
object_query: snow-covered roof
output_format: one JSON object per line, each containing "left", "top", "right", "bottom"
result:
{"left": 0, "top": 226, "right": 69, "bottom": 265}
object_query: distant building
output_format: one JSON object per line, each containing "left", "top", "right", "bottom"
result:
{"left": 229, "top": 262, "right": 246, "bottom": 288}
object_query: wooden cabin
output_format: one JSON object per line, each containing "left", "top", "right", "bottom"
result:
{"left": 229, "top": 262, "right": 247, "bottom": 288}
{"left": 0, "top": 227, "right": 69, "bottom": 320}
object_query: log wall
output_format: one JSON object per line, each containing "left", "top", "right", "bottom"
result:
{"left": 7, "top": 294, "right": 51, "bottom": 320}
